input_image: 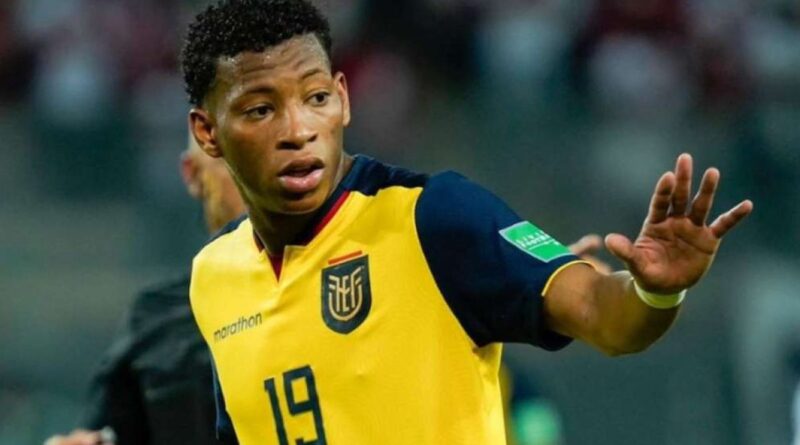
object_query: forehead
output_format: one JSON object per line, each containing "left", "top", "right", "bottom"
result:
{"left": 214, "top": 34, "right": 330, "bottom": 90}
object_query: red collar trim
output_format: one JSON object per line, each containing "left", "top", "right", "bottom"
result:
{"left": 268, "top": 254, "right": 283, "bottom": 280}
{"left": 252, "top": 190, "right": 352, "bottom": 253}
{"left": 311, "top": 190, "right": 350, "bottom": 238}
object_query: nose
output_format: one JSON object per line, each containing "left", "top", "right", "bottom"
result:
{"left": 277, "top": 103, "right": 318, "bottom": 150}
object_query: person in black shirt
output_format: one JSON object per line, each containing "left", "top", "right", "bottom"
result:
{"left": 44, "top": 133, "right": 246, "bottom": 445}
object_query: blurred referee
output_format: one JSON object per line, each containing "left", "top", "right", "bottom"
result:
{"left": 44, "top": 131, "right": 246, "bottom": 445}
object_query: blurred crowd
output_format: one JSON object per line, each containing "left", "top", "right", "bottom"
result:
{"left": 1, "top": 1, "right": 800, "bottom": 444}
{"left": 2, "top": 0, "right": 799, "bottom": 246}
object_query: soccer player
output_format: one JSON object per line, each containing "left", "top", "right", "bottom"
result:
{"left": 43, "top": 134, "right": 246, "bottom": 445}
{"left": 182, "top": 1, "right": 753, "bottom": 444}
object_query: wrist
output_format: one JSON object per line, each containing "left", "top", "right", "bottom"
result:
{"left": 632, "top": 279, "right": 686, "bottom": 309}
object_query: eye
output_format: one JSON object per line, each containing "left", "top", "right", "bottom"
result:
{"left": 308, "top": 92, "right": 330, "bottom": 106}
{"left": 245, "top": 105, "right": 273, "bottom": 119}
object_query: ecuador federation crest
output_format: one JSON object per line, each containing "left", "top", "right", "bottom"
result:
{"left": 321, "top": 254, "right": 372, "bottom": 334}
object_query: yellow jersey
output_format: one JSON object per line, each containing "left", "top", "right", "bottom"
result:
{"left": 190, "top": 155, "right": 581, "bottom": 445}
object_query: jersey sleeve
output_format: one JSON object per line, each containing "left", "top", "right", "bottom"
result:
{"left": 415, "top": 172, "right": 580, "bottom": 349}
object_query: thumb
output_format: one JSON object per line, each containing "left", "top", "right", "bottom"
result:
{"left": 605, "top": 233, "right": 636, "bottom": 265}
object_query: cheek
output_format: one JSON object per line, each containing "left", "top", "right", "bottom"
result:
{"left": 221, "top": 123, "right": 279, "bottom": 176}
{"left": 319, "top": 104, "right": 345, "bottom": 140}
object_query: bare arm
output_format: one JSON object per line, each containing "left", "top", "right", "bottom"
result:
{"left": 545, "top": 154, "right": 753, "bottom": 356}
{"left": 544, "top": 267, "right": 677, "bottom": 355}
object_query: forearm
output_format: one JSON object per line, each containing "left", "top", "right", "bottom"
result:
{"left": 585, "top": 271, "right": 680, "bottom": 356}
{"left": 543, "top": 265, "right": 680, "bottom": 356}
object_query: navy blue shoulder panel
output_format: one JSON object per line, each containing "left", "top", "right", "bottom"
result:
{"left": 209, "top": 215, "right": 247, "bottom": 243}
{"left": 342, "top": 155, "right": 428, "bottom": 196}
{"left": 291, "top": 156, "right": 428, "bottom": 245}
{"left": 415, "top": 171, "right": 576, "bottom": 349}
{"left": 211, "top": 359, "right": 239, "bottom": 444}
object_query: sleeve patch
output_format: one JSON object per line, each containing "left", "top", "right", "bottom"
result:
{"left": 416, "top": 172, "right": 576, "bottom": 348}
{"left": 499, "top": 222, "right": 572, "bottom": 263}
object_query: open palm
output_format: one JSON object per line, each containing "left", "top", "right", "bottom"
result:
{"left": 605, "top": 154, "right": 753, "bottom": 294}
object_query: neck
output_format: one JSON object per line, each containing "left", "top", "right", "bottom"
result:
{"left": 250, "top": 210, "right": 315, "bottom": 255}
{"left": 250, "top": 154, "right": 353, "bottom": 256}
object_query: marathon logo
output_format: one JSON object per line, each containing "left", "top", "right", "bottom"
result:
{"left": 213, "top": 312, "right": 263, "bottom": 342}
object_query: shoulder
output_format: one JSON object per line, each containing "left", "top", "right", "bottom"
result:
{"left": 342, "top": 155, "right": 428, "bottom": 196}
{"left": 414, "top": 170, "right": 524, "bottom": 266}
{"left": 135, "top": 274, "right": 191, "bottom": 304}
{"left": 211, "top": 214, "right": 248, "bottom": 241}
{"left": 193, "top": 216, "right": 251, "bottom": 268}
{"left": 191, "top": 217, "right": 257, "bottom": 321}
{"left": 415, "top": 171, "right": 520, "bottom": 236}
{"left": 128, "top": 274, "right": 191, "bottom": 330}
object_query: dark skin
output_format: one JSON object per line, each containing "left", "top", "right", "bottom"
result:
{"left": 191, "top": 35, "right": 351, "bottom": 254}
{"left": 190, "top": 34, "right": 754, "bottom": 356}
{"left": 546, "top": 156, "right": 753, "bottom": 355}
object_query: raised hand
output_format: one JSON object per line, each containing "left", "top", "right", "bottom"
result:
{"left": 604, "top": 154, "right": 753, "bottom": 294}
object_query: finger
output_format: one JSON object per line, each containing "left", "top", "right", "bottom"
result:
{"left": 604, "top": 233, "right": 636, "bottom": 265}
{"left": 710, "top": 200, "right": 754, "bottom": 238}
{"left": 99, "top": 427, "right": 117, "bottom": 445}
{"left": 668, "top": 153, "right": 692, "bottom": 216}
{"left": 63, "top": 430, "right": 103, "bottom": 445}
{"left": 568, "top": 234, "right": 604, "bottom": 256}
{"left": 646, "top": 172, "right": 676, "bottom": 224}
{"left": 80, "top": 431, "right": 103, "bottom": 445}
{"left": 44, "top": 436, "right": 65, "bottom": 445}
{"left": 43, "top": 434, "right": 99, "bottom": 445}
{"left": 688, "top": 167, "right": 719, "bottom": 226}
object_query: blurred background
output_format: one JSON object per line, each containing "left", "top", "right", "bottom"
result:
{"left": 1, "top": 0, "right": 799, "bottom": 444}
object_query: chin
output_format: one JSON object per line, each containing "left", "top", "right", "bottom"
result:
{"left": 278, "top": 193, "right": 327, "bottom": 215}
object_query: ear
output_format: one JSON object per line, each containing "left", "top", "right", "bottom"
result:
{"left": 180, "top": 150, "right": 202, "bottom": 199}
{"left": 189, "top": 109, "right": 223, "bottom": 158}
{"left": 334, "top": 72, "right": 351, "bottom": 127}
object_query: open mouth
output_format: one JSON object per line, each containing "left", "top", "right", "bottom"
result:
{"left": 278, "top": 158, "right": 325, "bottom": 194}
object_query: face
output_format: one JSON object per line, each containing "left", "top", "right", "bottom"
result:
{"left": 181, "top": 133, "right": 246, "bottom": 234}
{"left": 190, "top": 34, "right": 351, "bottom": 216}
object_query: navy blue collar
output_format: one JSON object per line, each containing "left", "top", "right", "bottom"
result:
{"left": 289, "top": 154, "right": 369, "bottom": 245}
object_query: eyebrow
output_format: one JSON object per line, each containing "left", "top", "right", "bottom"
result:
{"left": 240, "top": 85, "right": 276, "bottom": 96}
{"left": 300, "top": 67, "right": 327, "bottom": 80}
{"left": 240, "top": 68, "right": 326, "bottom": 92}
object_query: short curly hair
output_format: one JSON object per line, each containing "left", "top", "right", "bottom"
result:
{"left": 181, "top": 0, "right": 332, "bottom": 106}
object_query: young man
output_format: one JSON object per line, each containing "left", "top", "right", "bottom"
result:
{"left": 44, "top": 134, "right": 246, "bottom": 445}
{"left": 183, "top": 1, "right": 753, "bottom": 444}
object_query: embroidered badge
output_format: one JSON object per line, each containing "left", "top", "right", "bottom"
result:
{"left": 321, "top": 254, "right": 371, "bottom": 334}
{"left": 499, "top": 221, "right": 571, "bottom": 262}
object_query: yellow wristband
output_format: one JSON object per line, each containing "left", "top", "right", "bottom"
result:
{"left": 633, "top": 280, "right": 686, "bottom": 309}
